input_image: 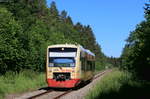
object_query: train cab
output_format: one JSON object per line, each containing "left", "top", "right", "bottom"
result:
{"left": 46, "top": 44, "right": 95, "bottom": 88}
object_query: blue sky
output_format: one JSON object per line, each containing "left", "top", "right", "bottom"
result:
{"left": 47, "top": 0, "right": 147, "bottom": 57}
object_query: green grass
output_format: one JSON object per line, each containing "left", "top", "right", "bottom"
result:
{"left": 0, "top": 70, "right": 46, "bottom": 99}
{"left": 95, "top": 61, "right": 113, "bottom": 74}
{"left": 86, "top": 69, "right": 150, "bottom": 99}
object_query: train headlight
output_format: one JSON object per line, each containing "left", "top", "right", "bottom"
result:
{"left": 72, "top": 70, "right": 75, "bottom": 73}
{"left": 49, "top": 63, "right": 54, "bottom": 67}
{"left": 49, "top": 69, "right": 52, "bottom": 72}
{"left": 70, "top": 63, "right": 75, "bottom": 67}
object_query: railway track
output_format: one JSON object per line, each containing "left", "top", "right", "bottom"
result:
{"left": 53, "top": 90, "right": 72, "bottom": 99}
{"left": 28, "top": 90, "right": 53, "bottom": 99}
{"left": 26, "top": 70, "right": 111, "bottom": 99}
{"left": 27, "top": 89, "right": 72, "bottom": 99}
{"left": 94, "top": 69, "right": 111, "bottom": 80}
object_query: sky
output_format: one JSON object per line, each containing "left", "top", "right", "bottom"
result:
{"left": 47, "top": 0, "right": 148, "bottom": 57}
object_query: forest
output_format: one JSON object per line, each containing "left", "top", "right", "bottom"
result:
{"left": 121, "top": 2, "right": 150, "bottom": 81}
{"left": 0, "top": 0, "right": 111, "bottom": 74}
{"left": 0, "top": 0, "right": 150, "bottom": 98}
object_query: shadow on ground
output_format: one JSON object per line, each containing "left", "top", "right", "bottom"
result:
{"left": 95, "top": 83, "right": 150, "bottom": 99}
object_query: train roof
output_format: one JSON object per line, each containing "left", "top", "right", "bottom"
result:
{"left": 48, "top": 44, "right": 78, "bottom": 48}
{"left": 80, "top": 46, "right": 95, "bottom": 56}
{"left": 48, "top": 44, "right": 95, "bottom": 56}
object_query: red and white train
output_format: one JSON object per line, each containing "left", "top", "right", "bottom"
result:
{"left": 46, "top": 44, "right": 95, "bottom": 88}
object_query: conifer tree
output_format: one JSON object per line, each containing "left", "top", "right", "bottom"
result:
{"left": 49, "top": 1, "right": 59, "bottom": 19}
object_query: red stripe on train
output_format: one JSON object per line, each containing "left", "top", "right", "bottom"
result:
{"left": 47, "top": 79, "right": 80, "bottom": 88}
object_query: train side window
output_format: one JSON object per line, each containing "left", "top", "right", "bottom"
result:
{"left": 80, "top": 52, "right": 82, "bottom": 59}
{"left": 81, "top": 58, "right": 83, "bottom": 70}
{"left": 91, "top": 61, "right": 94, "bottom": 71}
{"left": 81, "top": 58, "right": 86, "bottom": 71}
{"left": 81, "top": 59, "right": 84, "bottom": 70}
{"left": 84, "top": 59, "right": 87, "bottom": 71}
{"left": 87, "top": 61, "right": 91, "bottom": 71}
{"left": 86, "top": 61, "right": 88, "bottom": 70}
{"left": 80, "top": 52, "right": 84, "bottom": 71}
{"left": 88, "top": 61, "right": 90, "bottom": 71}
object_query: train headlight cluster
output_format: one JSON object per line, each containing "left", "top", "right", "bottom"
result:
{"left": 70, "top": 63, "right": 75, "bottom": 67}
{"left": 49, "top": 63, "right": 54, "bottom": 67}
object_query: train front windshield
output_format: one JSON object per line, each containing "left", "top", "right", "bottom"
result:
{"left": 49, "top": 57, "right": 75, "bottom": 67}
{"left": 49, "top": 48, "right": 77, "bottom": 67}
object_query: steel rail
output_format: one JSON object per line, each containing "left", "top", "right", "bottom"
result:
{"left": 27, "top": 90, "right": 53, "bottom": 99}
{"left": 52, "top": 69, "right": 111, "bottom": 99}
{"left": 53, "top": 90, "right": 72, "bottom": 99}
{"left": 27, "top": 69, "right": 111, "bottom": 99}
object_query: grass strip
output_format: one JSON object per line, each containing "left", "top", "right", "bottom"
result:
{"left": 0, "top": 70, "right": 46, "bottom": 99}
{"left": 86, "top": 69, "right": 150, "bottom": 99}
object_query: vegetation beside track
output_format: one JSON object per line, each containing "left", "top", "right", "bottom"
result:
{"left": 86, "top": 69, "right": 150, "bottom": 99}
{"left": 0, "top": 1, "right": 114, "bottom": 98}
{"left": 0, "top": 70, "right": 46, "bottom": 99}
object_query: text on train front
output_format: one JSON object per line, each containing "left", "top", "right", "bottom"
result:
{"left": 48, "top": 48, "right": 77, "bottom": 67}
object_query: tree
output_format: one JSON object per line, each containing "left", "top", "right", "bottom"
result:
{"left": 0, "top": 0, "right": 106, "bottom": 73}
{"left": 60, "top": 10, "right": 67, "bottom": 21}
{"left": 0, "top": 7, "right": 25, "bottom": 73}
{"left": 49, "top": 1, "right": 59, "bottom": 19}
{"left": 121, "top": 2, "right": 150, "bottom": 80}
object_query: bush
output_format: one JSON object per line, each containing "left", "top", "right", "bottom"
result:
{"left": 0, "top": 70, "right": 46, "bottom": 99}
{"left": 86, "top": 69, "right": 131, "bottom": 99}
